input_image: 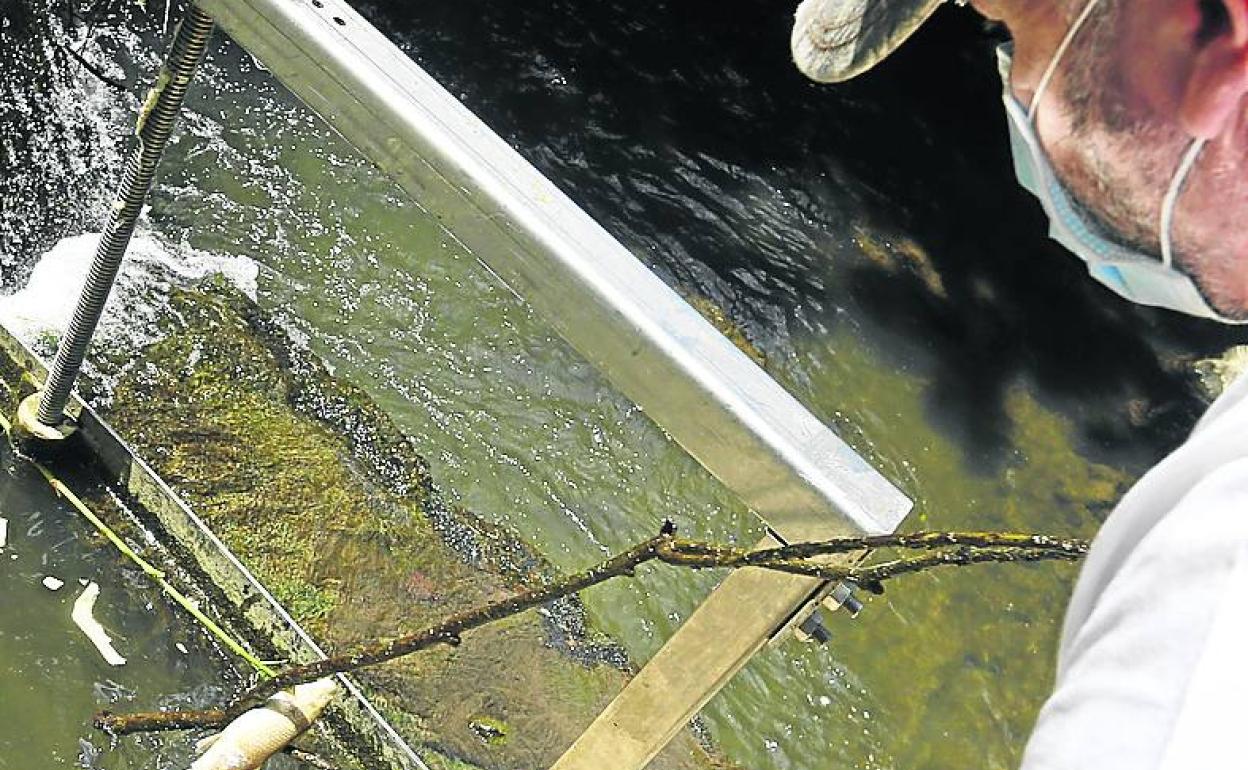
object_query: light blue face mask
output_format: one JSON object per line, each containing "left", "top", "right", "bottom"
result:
{"left": 999, "top": 0, "right": 1236, "bottom": 322}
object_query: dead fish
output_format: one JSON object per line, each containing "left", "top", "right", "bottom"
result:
{"left": 189, "top": 678, "right": 338, "bottom": 770}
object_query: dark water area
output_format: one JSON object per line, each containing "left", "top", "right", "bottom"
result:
{"left": 360, "top": 0, "right": 1248, "bottom": 473}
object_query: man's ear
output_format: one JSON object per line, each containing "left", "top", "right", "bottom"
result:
{"left": 1179, "top": 0, "right": 1248, "bottom": 137}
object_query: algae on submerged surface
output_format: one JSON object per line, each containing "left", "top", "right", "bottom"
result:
{"left": 94, "top": 279, "right": 729, "bottom": 770}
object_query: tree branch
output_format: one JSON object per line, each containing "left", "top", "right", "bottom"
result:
{"left": 94, "top": 527, "right": 1088, "bottom": 736}
{"left": 225, "top": 532, "right": 674, "bottom": 721}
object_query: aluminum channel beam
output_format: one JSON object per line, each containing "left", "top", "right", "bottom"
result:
{"left": 194, "top": 0, "right": 911, "bottom": 544}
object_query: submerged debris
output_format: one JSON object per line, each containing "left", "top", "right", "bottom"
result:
{"left": 71, "top": 581, "right": 126, "bottom": 666}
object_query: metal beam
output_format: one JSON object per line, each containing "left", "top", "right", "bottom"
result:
{"left": 188, "top": 0, "right": 912, "bottom": 766}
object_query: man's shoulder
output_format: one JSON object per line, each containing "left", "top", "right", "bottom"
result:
{"left": 1020, "top": 375, "right": 1248, "bottom": 770}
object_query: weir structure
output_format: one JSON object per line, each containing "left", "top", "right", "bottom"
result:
{"left": 28, "top": 1, "right": 913, "bottom": 767}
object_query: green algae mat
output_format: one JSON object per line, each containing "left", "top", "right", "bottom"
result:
{"left": 84, "top": 280, "right": 731, "bottom": 770}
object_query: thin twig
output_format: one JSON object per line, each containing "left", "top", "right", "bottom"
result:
{"left": 94, "top": 708, "right": 227, "bottom": 733}
{"left": 654, "top": 538, "right": 1084, "bottom": 583}
{"left": 661, "top": 531, "right": 1087, "bottom": 567}
{"left": 59, "top": 41, "right": 128, "bottom": 92}
{"left": 854, "top": 546, "right": 1085, "bottom": 584}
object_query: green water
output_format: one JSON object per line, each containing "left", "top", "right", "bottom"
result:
{"left": 0, "top": 446, "right": 239, "bottom": 769}
{"left": 134, "top": 37, "right": 1186, "bottom": 770}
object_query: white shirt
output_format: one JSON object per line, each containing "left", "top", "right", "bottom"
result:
{"left": 1021, "top": 372, "right": 1248, "bottom": 769}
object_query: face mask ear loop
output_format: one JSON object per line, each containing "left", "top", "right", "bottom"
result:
{"left": 1159, "top": 138, "right": 1206, "bottom": 269}
{"left": 1028, "top": 0, "right": 1102, "bottom": 122}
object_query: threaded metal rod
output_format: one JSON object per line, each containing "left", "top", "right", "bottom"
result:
{"left": 37, "top": 6, "right": 216, "bottom": 426}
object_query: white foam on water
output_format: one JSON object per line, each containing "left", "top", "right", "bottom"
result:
{"left": 0, "top": 232, "right": 259, "bottom": 355}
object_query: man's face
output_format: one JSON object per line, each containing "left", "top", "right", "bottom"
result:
{"left": 1006, "top": 0, "right": 1248, "bottom": 317}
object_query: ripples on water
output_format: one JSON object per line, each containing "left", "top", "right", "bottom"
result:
{"left": 5, "top": 1, "right": 1247, "bottom": 768}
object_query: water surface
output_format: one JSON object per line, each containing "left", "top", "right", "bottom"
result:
{"left": 0, "top": 445, "right": 238, "bottom": 769}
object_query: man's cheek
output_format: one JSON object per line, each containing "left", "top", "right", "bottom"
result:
{"left": 1119, "top": 2, "right": 1199, "bottom": 119}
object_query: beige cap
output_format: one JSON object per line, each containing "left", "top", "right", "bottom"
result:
{"left": 791, "top": 0, "right": 946, "bottom": 83}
